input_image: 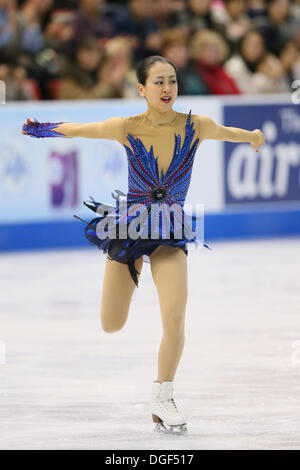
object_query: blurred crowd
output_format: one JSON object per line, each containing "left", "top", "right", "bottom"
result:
{"left": 0, "top": 0, "right": 299, "bottom": 100}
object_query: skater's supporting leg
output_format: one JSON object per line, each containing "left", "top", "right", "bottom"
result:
{"left": 150, "top": 246, "right": 188, "bottom": 383}
{"left": 100, "top": 255, "right": 143, "bottom": 333}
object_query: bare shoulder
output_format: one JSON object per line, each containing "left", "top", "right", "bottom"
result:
{"left": 124, "top": 112, "right": 145, "bottom": 125}
{"left": 190, "top": 114, "right": 216, "bottom": 139}
{"left": 97, "top": 116, "right": 127, "bottom": 143}
{"left": 190, "top": 114, "right": 215, "bottom": 125}
{"left": 122, "top": 113, "right": 147, "bottom": 139}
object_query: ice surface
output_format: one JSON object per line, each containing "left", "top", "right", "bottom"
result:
{"left": 0, "top": 238, "right": 300, "bottom": 449}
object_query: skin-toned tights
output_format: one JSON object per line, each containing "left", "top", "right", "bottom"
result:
{"left": 100, "top": 245, "right": 188, "bottom": 383}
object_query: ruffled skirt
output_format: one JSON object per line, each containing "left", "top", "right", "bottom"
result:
{"left": 73, "top": 190, "right": 211, "bottom": 287}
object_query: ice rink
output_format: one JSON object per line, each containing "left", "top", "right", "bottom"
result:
{"left": 1, "top": 238, "right": 300, "bottom": 450}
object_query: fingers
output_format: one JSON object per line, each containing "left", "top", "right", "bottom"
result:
{"left": 22, "top": 117, "right": 35, "bottom": 135}
{"left": 252, "top": 129, "right": 265, "bottom": 149}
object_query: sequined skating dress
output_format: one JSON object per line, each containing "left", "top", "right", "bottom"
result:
{"left": 74, "top": 110, "right": 211, "bottom": 287}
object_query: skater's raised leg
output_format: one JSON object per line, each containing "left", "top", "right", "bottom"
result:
{"left": 100, "top": 254, "right": 143, "bottom": 333}
{"left": 150, "top": 246, "right": 188, "bottom": 382}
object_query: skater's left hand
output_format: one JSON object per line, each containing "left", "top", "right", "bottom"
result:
{"left": 251, "top": 129, "right": 265, "bottom": 152}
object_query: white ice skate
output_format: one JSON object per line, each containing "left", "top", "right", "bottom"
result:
{"left": 151, "top": 381, "right": 187, "bottom": 435}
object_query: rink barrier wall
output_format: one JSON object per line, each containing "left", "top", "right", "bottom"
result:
{"left": 1, "top": 208, "right": 300, "bottom": 252}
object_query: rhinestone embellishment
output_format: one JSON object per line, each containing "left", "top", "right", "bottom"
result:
{"left": 151, "top": 187, "right": 168, "bottom": 203}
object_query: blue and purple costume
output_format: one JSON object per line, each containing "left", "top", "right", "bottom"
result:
{"left": 22, "top": 112, "right": 211, "bottom": 287}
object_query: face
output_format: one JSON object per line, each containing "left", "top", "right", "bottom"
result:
{"left": 268, "top": 0, "right": 289, "bottom": 23}
{"left": 280, "top": 41, "right": 298, "bottom": 67}
{"left": 33, "top": 0, "right": 54, "bottom": 13}
{"left": 76, "top": 46, "right": 101, "bottom": 70}
{"left": 241, "top": 32, "right": 265, "bottom": 63}
{"left": 199, "top": 42, "right": 221, "bottom": 65}
{"left": 129, "top": 0, "right": 151, "bottom": 19}
{"left": 188, "top": 0, "right": 210, "bottom": 16}
{"left": 111, "top": 47, "right": 131, "bottom": 64}
{"left": 163, "top": 44, "right": 188, "bottom": 68}
{"left": 226, "top": 0, "right": 247, "bottom": 19}
{"left": 79, "top": 0, "right": 104, "bottom": 10}
{"left": 152, "top": 0, "right": 172, "bottom": 17}
{"left": 137, "top": 62, "right": 178, "bottom": 112}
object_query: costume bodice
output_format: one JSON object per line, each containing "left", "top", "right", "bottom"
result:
{"left": 123, "top": 110, "right": 200, "bottom": 209}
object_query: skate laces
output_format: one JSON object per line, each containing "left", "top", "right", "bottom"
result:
{"left": 159, "top": 396, "right": 178, "bottom": 414}
{"left": 153, "top": 382, "right": 180, "bottom": 413}
{"left": 168, "top": 398, "right": 178, "bottom": 410}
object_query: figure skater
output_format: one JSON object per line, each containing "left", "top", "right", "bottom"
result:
{"left": 22, "top": 55, "right": 265, "bottom": 435}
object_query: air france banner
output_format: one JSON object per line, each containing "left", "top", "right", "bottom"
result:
{"left": 223, "top": 104, "right": 300, "bottom": 206}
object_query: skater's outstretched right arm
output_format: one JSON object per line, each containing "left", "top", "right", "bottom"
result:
{"left": 22, "top": 116, "right": 125, "bottom": 144}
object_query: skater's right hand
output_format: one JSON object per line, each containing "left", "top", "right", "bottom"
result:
{"left": 22, "top": 117, "right": 36, "bottom": 135}
{"left": 21, "top": 117, "right": 66, "bottom": 138}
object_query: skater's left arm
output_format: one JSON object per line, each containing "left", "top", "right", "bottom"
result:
{"left": 198, "top": 116, "right": 265, "bottom": 152}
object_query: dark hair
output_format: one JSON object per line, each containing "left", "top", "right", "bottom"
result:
{"left": 277, "top": 37, "right": 297, "bottom": 56}
{"left": 237, "top": 27, "right": 265, "bottom": 53}
{"left": 136, "top": 55, "right": 178, "bottom": 85}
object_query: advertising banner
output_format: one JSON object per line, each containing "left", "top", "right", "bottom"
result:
{"left": 223, "top": 103, "right": 300, "bottom": 208}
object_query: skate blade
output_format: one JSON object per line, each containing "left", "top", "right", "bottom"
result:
{"left": 154, "top": 422, "right": 187, "bottom": 435}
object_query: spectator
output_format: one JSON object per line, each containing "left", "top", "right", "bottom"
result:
{"left": 17, "top": 0, "right": 54, "bottom": 55}
{"left": 0, "top": 0, "right": 17, "bottom": 55}
{"left": 168, "top": 0, "right": 218, "bottom": 36}
{"left": 291, "top": 0, "right": 300, "bottom": 49}
{"left": 0, "top": 62, "right": 39, "bottom": 100}
{"left": 156, "top": 0, "right": 190, "bottom": 31}
{"left": 161, "top": 28, "right": 209, "bottom": 95}
{"left": 44, "top": 8, "right": 76, "bottom": 55}
{"left": 277, "top": 38, "right": 300, "bottom": 88}
{"left": 212, "top": 0, "right": 252, "bottom": 55}
{"left": 189, "top": 29, "right": 240, "bottom": 94}
{"left": 185, "top": 0, "right": 221, "bottom": 33}
{"left": 247, "top": 0, "right": 267, "bottom": 19}
{"left": 36, "top": 9, "right": 76, "bottom": 97}
{"left": 57, "top": 37, "right": 122, "bottom": 99}
{"left": 253, "top": 0, "right": 299, "bottom": 55}
{"left": 102, "top": 36, "right": 139, "bottom": 98}
{"left": 225, "top": 28, "right": 289, "bottom": 93}
{"left": 151, "top": 0, "right": 175, "bottom": 30}
{"left": 116, "top": 0, "right": 162, "bottom": 63}
{"left": 0, "top": 0, "right": 53, "bottom": 63}
{"left": 72, "top": 0, "right": 117, "bottom": 44}
{"left": 0, "top": 0, "right": 55, "bottom": 99}
{"left": 291, "top": 0, "right": 300, "bottom": 20}
{"left": 1, "top": 0, "right": 297, "bottom": 100}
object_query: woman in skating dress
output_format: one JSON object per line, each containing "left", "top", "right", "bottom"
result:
{"left": 22, "top": 55, "right": 265, "bottom": 435}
